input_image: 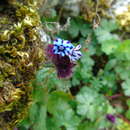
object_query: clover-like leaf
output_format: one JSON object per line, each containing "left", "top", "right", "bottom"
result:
{"left": 125, "top": 109, "right": 130, "bottom": 120}
{"left": 116, "top": 40, "right": 130, "bottom": 61}
{"left": 100, "top": 19, "right": 119, "bottom": 32}
{"left": 126, "top": 99, "right": 130, "bottom": 107}
{"left": 47, "top": 91, "right": 81, "bottom": 129}
{"left": 68, "top": 19, "right": 79, "bottom": 38}
{"left": 80, "top": 23, "right": 92, "bottom": 37}
{"left": 101, "top": 39, "right": 120, "bottom": 55}
{"left": 94, "top": 29, "right": 114, "bottom": 43}
{"left": 122, "top": 80, "right": 130, "bottom": 96}
{"left": 76, "top": 87, "right": 108, "bottom": 121}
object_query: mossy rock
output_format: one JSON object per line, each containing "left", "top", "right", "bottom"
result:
{"left": 0, "top": 0, "right": 45, "bottom": 129}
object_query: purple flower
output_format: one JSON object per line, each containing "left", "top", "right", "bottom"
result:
{"left": 106, "top": 114, "right": 116, "bottom": 123}
{"left": 53, "top": 55, "right": 75, "bottom": 78}
{"left": 46, "top": 38, "right": 82, "bottom": 78}
{"left": 46, "top": 44, "right": 75, "bottom": 78}
{"left": 53, "top": 38, "right": 74, "bottom": 56}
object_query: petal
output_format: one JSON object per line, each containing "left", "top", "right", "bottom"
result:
{"left": 61, "top": 52, "right": 65, "bottom": 56}
{"left": 57, "top": 51, "right": 61, "bottom": 55}
{"left": 64, "top": 43, "right": 74, "bottom": 48}
{"left": 69, "top": 56, "right": 77, "bottom": 62}
{"left": 75, "top": 51, "right": 82, "bottom": 57}
{"left": 53, "top": 49, "right": 58, "bottom": 54}
{"left": 53, "top": 45, "right": 58, "bottom": 50}
{"left": 74, "top": 44, "right": 82, "bottom": 51}
{"left": 69, "top": 50, "right": 82, "bottom": 61}
{"left": 63, "top": 40, "right": 71, "bottom": 44}
{"left": 64, "top": 50, "right": 69, "bottom": 55}
{"left": 66, "top": 47, "right": 71, "bottom": 51}
{"left": 54, "top": 38, "right": 62, "bottom": 45}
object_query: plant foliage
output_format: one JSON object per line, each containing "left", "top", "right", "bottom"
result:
{"left": 18, "top": 17, "right": 130, "bottom": 130}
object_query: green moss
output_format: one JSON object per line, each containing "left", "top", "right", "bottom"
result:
{"left": 116, "top": 6, "right": 130, "bottom": 31}
{"left": 81, "top": 0, "right": 111, "bottom": 22}
{"left": 0, "top": 0, "right": 45, "bottom": 129}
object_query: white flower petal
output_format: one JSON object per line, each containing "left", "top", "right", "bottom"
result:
{"left": 74, "top": 44, "right": 82, "bottom": 51}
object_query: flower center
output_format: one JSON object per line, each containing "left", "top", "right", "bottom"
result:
{"left": 59, "top": 45, "right": 64, "bottom": 51}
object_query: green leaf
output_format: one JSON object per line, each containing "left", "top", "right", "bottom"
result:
{"left": 47, "top": 91, "right": 80, "bottom": 129}
{"left": 78, "top": 121, "right": 96, "bottom": 130}
{"left": 126, "top": 99, "right": 130, "bottom": 107}
{"left": 90, "top": 78, "right": 102, "bottom": 92}
{"left": 101, "top": 39, "right": 120, "bottom": 55}
{"left": 18, "top": 119, "right": 30, "bottom": 129}
{"left": 115, "top": 64, "right": 130, "bottom": 80}
{"left": 125, "top": 109, "right": 130, "bottom": 120}
{"left": 80, "top": 23, "right": 92, "bottom": 37}
{"left": 47, "top": 91, "right": 72, "bottom": 114}
{"left": 94, "top": 19, "right": 119, "bottom": 47}
{"left": 53, "top": 106, "right": 80, "bottom": 129}
{"left": 36, "top": 68, "right": 53, "bottom": 83}
{"left": 76, "top": 87, "right": 108, "bottom": 121}
{"left": 57, "top": 31, "right": 70, "bottom": 40}
{"left": 94, "top": 29, "right": 114, "bottom": 43}
{"left": 41, "top": 16, "right": 58, "bottom": 23}
{"left": 46, "top": 117, "right": 61, "bottom": 130}
{"left": 99, "top": 72, "right": 117, "bottom": 90}
{"left": 68, "top": 19, "right": 79, "bottom": 38}
{"left": 122, "top": 80, "right": 130, "bottom": 96}
{"left": 71, "top": 76, "right": 80, "bottom": 86}
{"left": 116, "top": 40, "right": 130, "bottom": 60}
{"left": 29, "top": 103, "right": 39, "bottom": 123}
{"left": 100, "top": 19, "right": 118, "bottom": 32}
{"left": 32, "top": 88, "right": 45, "bottom": 102}
{"left": 105, "top": 59, "right": 117, "bottom": 70}
{"left": 32, "top": 105, "right": 47, "bottom": 130}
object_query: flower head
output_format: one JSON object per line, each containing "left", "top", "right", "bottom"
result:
{"left": 46, "top": 38, "right": 82, "bottom": 78}
{"left": 106, "top": 114, "right": 116, "bottom": 123}
{"left": 53, "top": 55, "right": 75, "bottom": 78}
{"left": 53, "top": 38, "right": 74, "bottom": 56}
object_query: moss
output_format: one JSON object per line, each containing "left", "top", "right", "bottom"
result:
{"left": 80, "top": 0, "right": 111, "bottom": 22}
{"left": 116, "top": 6, "right": 130, "bottom": 31}
{"left": 0, "top": 0, "right": 45, "bottom": 129}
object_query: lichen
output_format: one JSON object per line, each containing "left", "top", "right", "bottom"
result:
{"left": 80, "top": 0, "right": 113, "bottom": 22}
{"left": 0, "top": 0, "right": 45, "bottom": 129}
{"left": 116, "top": 6, "right": 130, "bottom": 31}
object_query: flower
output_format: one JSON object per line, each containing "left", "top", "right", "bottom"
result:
{"left": 53, "top": 55, "right": 75, "bottom": 78}
{"left": 68, "top": 44, "right": 82, "bottom": 62}
{"left": 46, "top": 38, "right": 82, "bottom": 78}
{"left": 53, "top": 38, "right": 74, "bottom": 56}
{"left": 106, "top": 114, "right": 116, "bottom": 123}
